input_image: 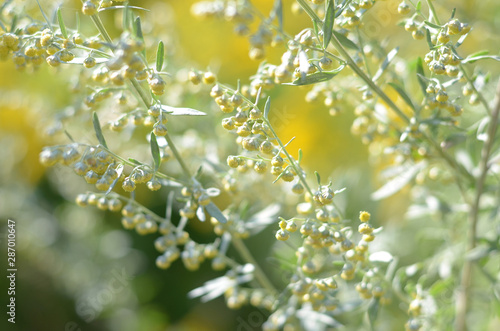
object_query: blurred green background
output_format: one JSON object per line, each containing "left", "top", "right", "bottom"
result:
{"left": 1, "top": 0, "right": 499, "bottom": 330}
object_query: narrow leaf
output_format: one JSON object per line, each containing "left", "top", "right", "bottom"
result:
{"left": 334, "top": 187, "right": 346, "bottom": 195}
{"left": 195, "top": 165, "right": 203, "bottom": 179}
{"left": 368, "top": 298, "right": 380, "bottom": 329}
{"left": 205, "top": 202, "right": 228, "bottom": 224}
{"left": 462, "top": 55, "right": 500, "bottom": 64}
{"left": 105, "top": 164, "right": 123, "bottom": 195}
{"left": 92, "top": 112, "right": 108, "bottom": 148}
{"left": 99, "top": 5, "right": 150, "bottom": 12}
{"left": 312, "top": 19, "right": 319, "bottom": 40}
{"left": 286, "top": 65, "right": 345, "bottom": 86}
{"left": 298, "top": 149, "right": 303, "bottom": 163}
{"left": 150, "top": 132, "right": 161, "bottom": 172}
{"left": 67, "top": 57, "right": 109, "bottom": 65}
{"left": 264, "top": 97, "right": 271, "bottom": 119}
{"left": 441, "top": 133, "right": 467, "bottom": 150}
{"left": 123, "top": 3, "right": 131, "bottom": 31}
{"left": 161, "top": 105, "right": 206, "bottom": 116}
{"left": 373, "top": 47, "right": 399, "bottom": 82}
{"left": 196, "top": 206, "right": 206, "bottom": 222}
{"left": 424, "top": 20, "right": 441, "bottom": 30}
{"left": 416, "top": 0, "right": 422, "bottom": 12}
{"left": 425, "top": 28, "right": 434, "bottom": 49}
{"left": 135, "top": 17, "right": 144, "bottom": 40}
{"left": 333, "top": 31, "right": 359, "bottom": 51}
{"left": 35, "top": 0, "right": 52, "bottom": 31}
{"left": 274, "top": 0, "right": 283, "bottom": 31}
{"left": 371, "top": 162, "right": 426, "bottom": 200}
{"left": 335, "top": 0, "right": 351, "bottom": 18}
{"left": 57, "top": 8, "right": 68, "bottom": 39}
{"left": 369, "top": 251, "right": 393, "bottom": 263}
{"left": 156, "top": 41, "right": 165, "bottom": 72}
{"left": 255, "top": 87, "right": 262, "bottom": 104}
{"left": 323, "top": 0, "right": 335, "bottom": 49}
{"left": 416, "top": 57, "right": 427, "bottom": 95}
{"left": 455, "top": 32, "right": 469, "bottom": 48}
{"left": 128, "top": 158, "right": 142, "bottom": 165}
{"left": 315, "top": 171, "right": 321, "bottom": 185}
{"left": 388, "top": 82, "right": 415, "bottom": 111}
{"left": 64, "top": 130, "right": 75, "bottom": 142}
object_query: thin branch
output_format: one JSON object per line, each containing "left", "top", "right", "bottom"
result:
{"left": 455, "top": 79, "right": 500, "bottom": 331}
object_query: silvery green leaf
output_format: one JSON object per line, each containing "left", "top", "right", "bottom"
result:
{"left": 429, "top": 278, "right": 454, "bottom": 296}
{"left": 105, "top": 164, "right": 124, "bottom": 195}
{"left": 64, "top": 130, "right": 75, "bottom": 142}
{"left": 150, "top": 132, "right": 161, "bottom": 172}
{"left": 315, "top": 171, "right": 321, "bottom": 185}
{"left": 156, "top": 41, "right": 164, "bottom": 72}
{"left": 67, "top": 57, "right": 109, "bottom": 64}
{"left": 286, "top": 65, "right": 345, "bottom": 86}
{"left": 334, "top": 187, "right": 346, "bottom": 195}
{"left": 274, "top": 0, "right": 283, "bottom": 31}
{"left": 371, "top": 162, "right": 426, "bottom": 200}
{"left": 264, "top": 97, "right": 271, "bottom": 119}
{"left": 123, "top": 3, "right": 132, "bottom": 31}
{"left": 99, "top": 5, "right": 150, "bottom": 12}
{"left": 416, "top": 0, "right": 422, "bottom": 12}
{"left": 205, "top": 202, "right": 227, "bottom": 223}
{"left": 245, "top": 204, "right": 280, "bottom": 234}
{"left": 128, "top": 157, "right": 142, "bottom": 165}
{"left": 466, "top": 245, "right": 492, "bottom": 260}
{"left": 323, "top": 0, "right": 335, "bottom": 49}
{"left": 196, "top": 206, "right": 206, "bottom": 222}
{"left": 369, "top": 251, "right": 393, "bottom": 263}
{"left": 425, "top": 28, "right": 434, "bottom": 49}
{"left": 368, "top": 298, "right": 380, "bottom": 328}
{"left": 424, "top": 20, "right": 441, "bottom": 30}
{"left": 298, "top": 50, "right": 309, "bottom": 75}
{"left": 463, "top": 54, "right": 500, "bottom": 64}
{"left": 455, "top": 32, "right": 469, "bottom": 48}
{"left": 188, "top": 273, "right": 253, "bottom": 302}
{"left": 158, "top": 179, "right": 182, "bottom": 187}
{"left": 373, "top": 47, "right": 399, "bottom": 82}
{"left": 92, "top": 112, "right": 108, "bottom": 148}
{"left": 35, "top": 0, "right": 52, "bottom": 32}
{"left": 296, "top": 308, "right": 342, "bottom": 328}
{"left": 333, "top": 31, "right": 359, "bottom": 51}
{"left": 416, "top": 57, "right": 427, "bottom": 95}
{"left": 388, "top": 82, "right": 415, "bottom": 111}
{"left": 57, "top": 8, "right": 68, "bottom": 39}
{"left": 477, "top": 117, "right": 490, "bottom": 142}
{"left": 441, "top": 133, "right": 467, "bottom": 149}
{"left": 161, "top": 105, "right": 206, "bottom": 116}
{"left": 405, "top": 263, "right": 421, "bottom": 276}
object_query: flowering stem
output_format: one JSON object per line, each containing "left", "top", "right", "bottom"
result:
{"left": 89, "top": 11, "right": 193, "bottom": 179}
{"left": 455, "top": 79, "right": 500, "bottom": 331}
{"left": 425, "top": 0, "right": 442, "bottom": 25}
{"left": 231, "top": 235, "right": 278, "bottom": 295}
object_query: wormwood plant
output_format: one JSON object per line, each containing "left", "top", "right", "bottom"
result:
{"left": 1, "top": 0, "right": 499, "bottom": 329}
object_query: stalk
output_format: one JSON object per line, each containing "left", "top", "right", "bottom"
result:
{"left": 87, "top": 8, "right": 279, "bottom": 295}
{"left": 455, "top": 79, "right": 500, "bottom": 331}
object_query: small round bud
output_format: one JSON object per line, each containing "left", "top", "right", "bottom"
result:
{"left": 359, "top": 211, "right": 371, "bottom": 222}
{"left": 82, "top": 1, "right": 97, "bottom": 15}
{"left": 398, "top": 2, "right": 411, "bottom": 15}
{"left": 202, "top": 71, "right": 217, "bottom": 84}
